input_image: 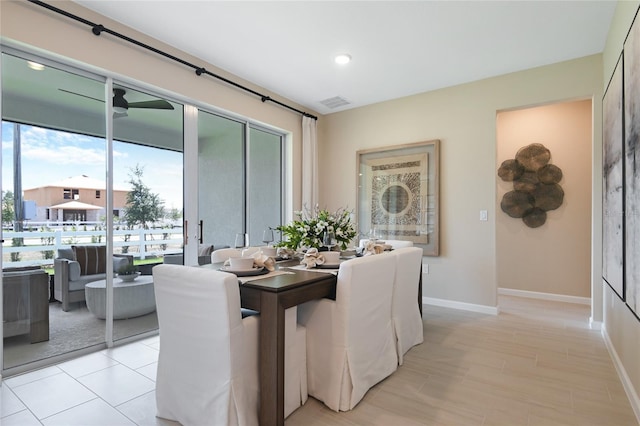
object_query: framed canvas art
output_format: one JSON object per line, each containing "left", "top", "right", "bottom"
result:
{"left": 356, "top": 140, "right": 439, "bottom": 256}
{"left": 603, "top": 53, "right": 625, "bottom": 300}
{"left": 625, "top": 14, "right": 640, "bottom": 317}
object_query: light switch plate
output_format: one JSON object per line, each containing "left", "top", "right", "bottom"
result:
{"left": 480, "top": 210, "right": 488, "bottom": 221}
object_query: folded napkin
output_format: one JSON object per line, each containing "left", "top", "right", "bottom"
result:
{"left": 276, "top": 247, "right": 296, "bottom": 259}
{"left": 300, "top": 247, "right": 326, "bottom": 269}
{"left": 363, "top": 240, "right": 391, "bottom": 256}
{"left": 223, "top": 250, "right": 275, "bottom": 272}
{"left": 252, "top": 252, "right": 275, "bottom": 272}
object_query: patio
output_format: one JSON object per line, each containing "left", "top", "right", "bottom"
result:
{"left": 3, "top": 298, "right": 158, "bottom": 370}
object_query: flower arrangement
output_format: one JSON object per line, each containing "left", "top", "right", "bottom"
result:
{"left": 275, "top": 205, "right": 357, "bottom": 251}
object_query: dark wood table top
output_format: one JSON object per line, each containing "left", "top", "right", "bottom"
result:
{"left": 204, "top": 259, "right": 337, "bottom": 425}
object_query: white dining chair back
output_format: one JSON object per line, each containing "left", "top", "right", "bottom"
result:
{"left": 153, "top": 264, "right": 259, "bottom": 426}
{"left": 391, "top": 247, "right": 424, "bottom": 364}
{"left": 358, "top": 238, "right": 414, "bottom": 249}
{"left": 285, "top": 306, "right": 308, "bottom": 417}
{"left": 211, "top": 247, "right": 242, "bottom": 263}
{"left": 298, "top": 253, "right": 398, "bottom": 412}
{"left": 241, "top": 246, "right": 261, "bottom": 257}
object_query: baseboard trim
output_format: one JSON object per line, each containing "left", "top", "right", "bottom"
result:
{"left": 423, "top": 297, "right": 498, "bottom": 315}
{"left": 498, "top": 287, "right": 591, "bottom": 305}
{"left": 589, "top": 318, "right": 603, "bottom": 331}
{"left": 602, "top": 327, "right": 640, "bottom": 424}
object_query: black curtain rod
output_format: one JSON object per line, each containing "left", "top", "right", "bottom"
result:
{"left": 27, "top": 0, "right": 319, "bottom": 121}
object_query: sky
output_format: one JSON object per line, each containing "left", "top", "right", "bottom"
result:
{"left": 1, "top": 122, "right": 183, "bottom": 210}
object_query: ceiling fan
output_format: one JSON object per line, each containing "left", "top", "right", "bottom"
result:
{"left": 59, "top": 87, "right": 175, "bottom": 116}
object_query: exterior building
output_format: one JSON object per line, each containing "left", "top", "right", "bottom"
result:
{"left": 23, "top": 175, "right": 129, "bottom": 223}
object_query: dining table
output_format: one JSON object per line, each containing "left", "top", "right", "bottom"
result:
{"left": 204, "top": 255, "right": 423, "bottom": 425}
{"left": 203, "top": 259, "right": 338, "bottom": 426}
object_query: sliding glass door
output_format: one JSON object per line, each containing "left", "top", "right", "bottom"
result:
{"left": 1, "top": 47, "right": 285, "bottom": 376}
{"left": 197, "top": 111, "right": 245, "bottom": 250}
{"left": 1, "top": 52, "right": 108, "bottom": 371}
{"left": 196, "top": 111, "right": 283, "bottom": 253}
{"left": 111, "top": 84, "right": 183, "bottom": 342}
{"left": 247, "top": 127, "right": 283, "bottom": 244}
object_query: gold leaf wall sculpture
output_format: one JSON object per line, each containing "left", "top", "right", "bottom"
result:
{"left": 498, "top": 143, "right": 564, "bottom": 228}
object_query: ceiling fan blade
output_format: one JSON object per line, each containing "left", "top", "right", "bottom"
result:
{"left": 60, "top": 88, "right": 173, "bottom": 111}
{"left": 127, "top": 99, "right": 174, "bottom": 110}
{"left": 59, "top": 88, "right": 104, "bottom": 103}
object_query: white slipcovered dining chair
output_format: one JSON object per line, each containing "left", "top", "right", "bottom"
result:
{"left": 153, "top": 264, "right": 307, "bottom": 425}
{"left": 297, "top": 254, "right": 398, "bottom": 412}
{"left": 211, "top": 247, "right": 242, "bottom": 263}
{"left": 154, "top": 264, "right": 259, "bottom": 425}
{"left": 391, "top": 247, "right": 424, "bottom": 364}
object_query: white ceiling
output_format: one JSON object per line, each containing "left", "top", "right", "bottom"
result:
{"left": 72, "top": 1, "right": 616, "bottom": 116}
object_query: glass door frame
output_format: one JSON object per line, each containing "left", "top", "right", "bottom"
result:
{"left": 1, "top": 43, "right": 291, "bottom": 378}
{"left": 184, "top": 109, "right": 288, "bottom": 265}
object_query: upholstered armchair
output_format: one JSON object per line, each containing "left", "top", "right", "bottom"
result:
{"left": 162, "top": 244, "right": 230, "bottom": 265}
{"left": 54, "top": 246, "right": 133, "bottom": 312}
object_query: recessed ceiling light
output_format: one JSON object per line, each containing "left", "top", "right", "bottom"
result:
{"left": 334, "top": 54, "right": 351, "bottom": 65}
{"left": 27, "top": 61, "right": 45, "bottom": 71}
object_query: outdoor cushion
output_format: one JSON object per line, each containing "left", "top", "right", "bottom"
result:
{"left": 58, "top": 248, "right": 75, "bottom": 261}
{"left": 68, "top": 261, "right": 81, "bottom": 281}
{"left": 72, "top": 245, "right": 106, "bottom": 276}
{"left": 68, "top": 273, "right": 106, "bottom": 292}
{"left": 198, "top": 244, "right": 213, "bottom": 257}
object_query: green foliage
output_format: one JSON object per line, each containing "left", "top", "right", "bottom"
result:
{"left": 121, "top": 231, "right": 131, "bottom": 254}
{"left": 166, "top": 207, "right": 182, "bottom": 222}
{"left": 275, "top": 205, "right": 356, "bottom": 251}
{"left": 124, "top": 164, "right": 164, "bottom": 229}
{"left": 90, "top": 225, "right": 103, "bottom": 244}
{"left": 64, "top": 237, "right": 78, "bottom": 245}
{"left": 40, "top": 226, "right": 55, "bottom": 260}
{"left": 2, "top": 190, "right": 15, "bottom": 226}
{"left": 10, "top": 237, "right": 23, "bottom": 262}
{"left": 161, "top": 228, "right": 170, "bottom": 251}
{"left": 117, "top": 262, "right": 138, "bottom": 275}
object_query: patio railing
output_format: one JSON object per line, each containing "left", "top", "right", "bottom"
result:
{"left": 2, "top": 227, "right": 184, "bottom": 268}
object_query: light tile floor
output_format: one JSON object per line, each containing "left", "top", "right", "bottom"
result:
{"left": 1, "top": 336, "right": 174, "bottom": 426}
{"left": 1, "top": 296, "right": 638, "bottom": 425}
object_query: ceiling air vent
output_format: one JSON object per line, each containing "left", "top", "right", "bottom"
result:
{"left": 319, "top": 96, "right": 350, "bottom": 109}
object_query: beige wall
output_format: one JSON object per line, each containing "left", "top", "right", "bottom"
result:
{"left": 496, "top": 100, "right": 592, "bottom": 298}
{"left": 0, "top": 0, "right": 317, "bottom": 212}
{"left": 321, "top": 56, "right": 602, "bottom": 308}
{"left": 602, "top": 0, "right": 640, "bottom": 413}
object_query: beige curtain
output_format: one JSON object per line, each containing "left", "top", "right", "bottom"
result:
{"left": 302, "top": 116, "right": 318, "bottom": 208}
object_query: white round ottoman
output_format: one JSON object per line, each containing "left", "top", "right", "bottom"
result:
{"left": 85, "top": 276, "right": 156, "bottom": 319}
